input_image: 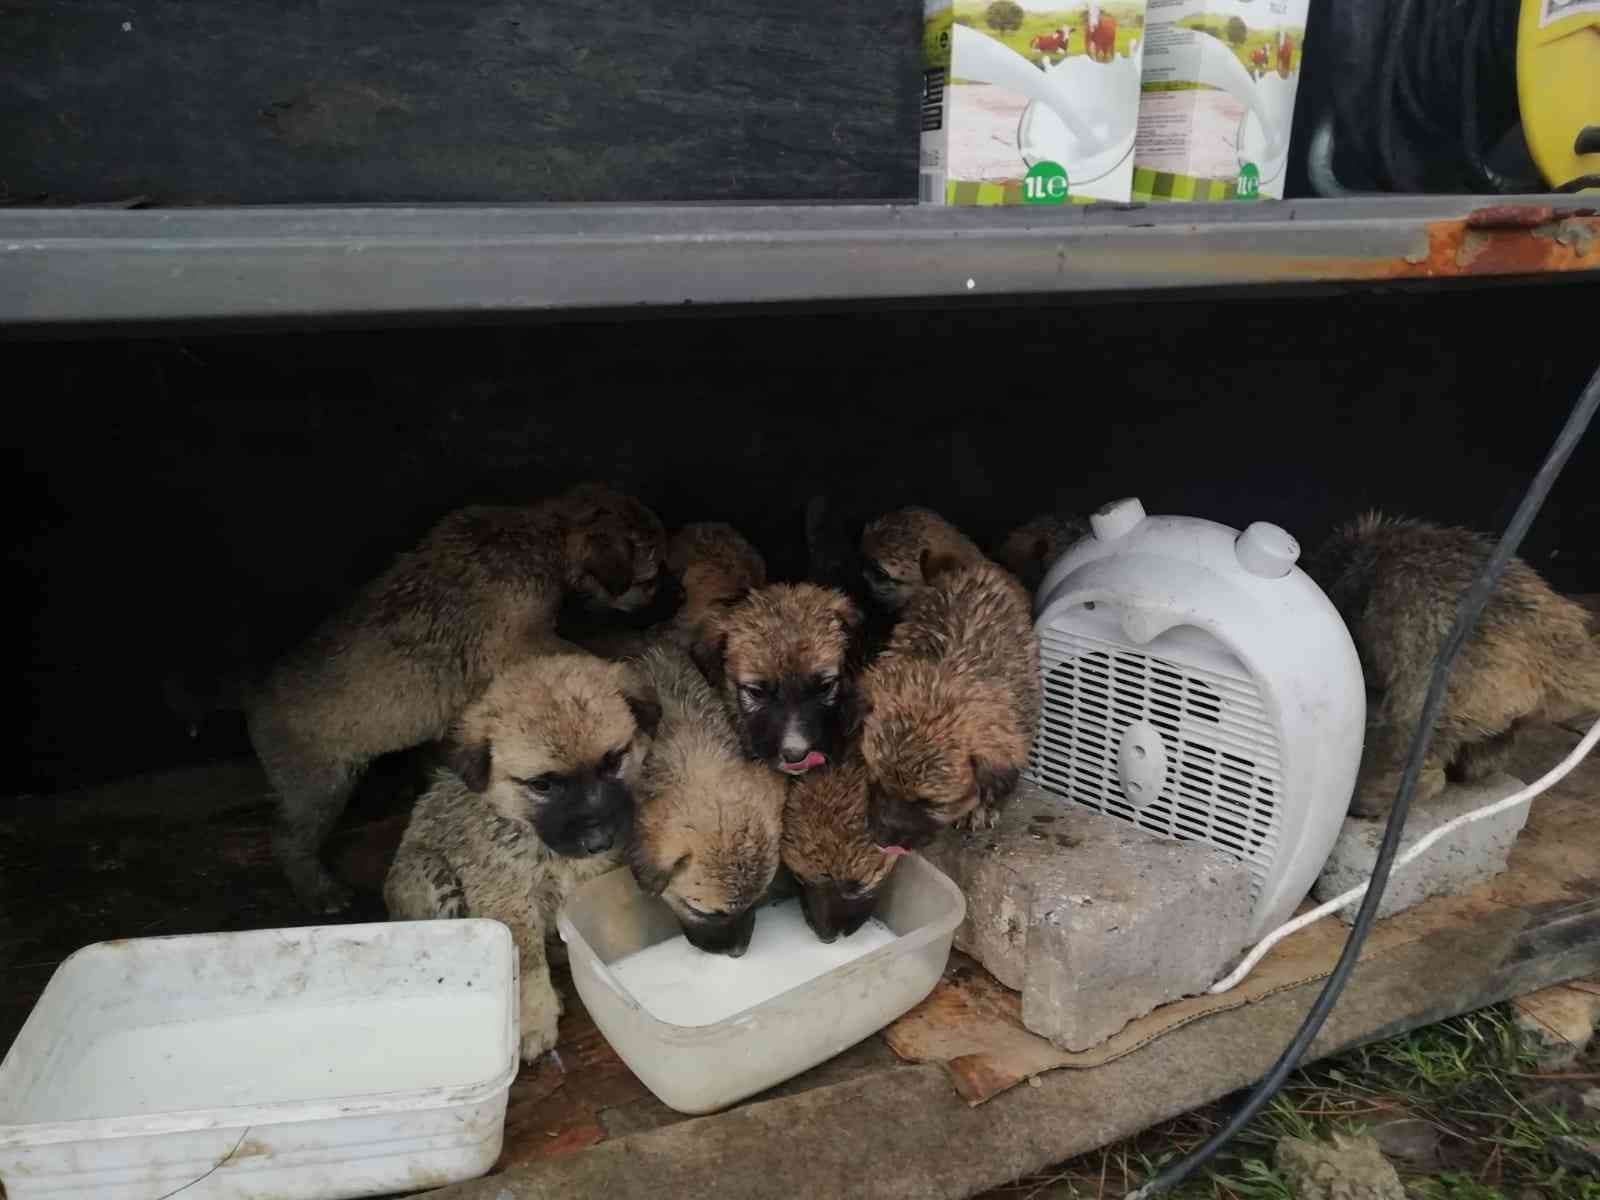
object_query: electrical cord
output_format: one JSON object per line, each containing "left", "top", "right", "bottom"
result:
{"left": 1211, "top": 711, "right": 1600, "bottom": 995}
{"left": 1360, "top": 0, "right": 1544, "bottom": 194}
{"left": 1126, "top": 356, "right": 1600, "bottom": 1200}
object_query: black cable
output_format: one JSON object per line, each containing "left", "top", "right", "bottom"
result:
{"left": 1127, "top": 356, "right": 1600, "bottom": 1200}
{"left": 1364, "top": 0, "right": 1543, "bottom": 194}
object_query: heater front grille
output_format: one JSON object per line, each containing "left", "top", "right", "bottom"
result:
{"left": 1029, "top": 625, "right": 1284, "bottom": 898}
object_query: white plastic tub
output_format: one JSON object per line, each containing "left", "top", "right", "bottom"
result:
{"left": 559, "top": 854, "right": 965, "bottom": 1115}
{"left": 0, "top": 920, "right": 518, "bottom": 1200}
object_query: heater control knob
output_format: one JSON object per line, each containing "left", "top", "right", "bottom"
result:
{"left": 1091, "top": 497, "right": 1146, "bottom": 542}
{"left": 1236, "top": 521, "right": 1299, "bottom": 579}
{"left": 1118, "top": 721, "right": 1168, "bottom": 809}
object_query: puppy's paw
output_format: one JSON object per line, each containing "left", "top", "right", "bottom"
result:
{"left": 519, "top": 975, "right": 564, "bottom": 1063}
{"left": 958, "top": 804, "right": 999, "bottom": 833}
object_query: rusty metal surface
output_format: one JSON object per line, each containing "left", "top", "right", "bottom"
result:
{"left": 1, "top": 196, "right": 1597, "bottom": 333}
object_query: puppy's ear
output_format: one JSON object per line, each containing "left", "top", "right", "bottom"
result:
{"left": 621, "top": 669, "right": 662, "bottom": 740}
{"left": 448, "top": 738, "right": 493, "bottom": 793}
{"left": 632, "top": 852, "right": 689, "bottom": 898}
{"left": 971, "top": 756, "right": 1021, "bottom": 810}
{"left": 586, "top": 536, "right": 635, "bottom": 596}
{"left": 690, "top": 628, "right": 730, "bottom": 690}
{"left": 826, "top": 589, "right": 867, "bottom": 673}
{"left": 919, "top": 548, "right": 963, "bottom": 584}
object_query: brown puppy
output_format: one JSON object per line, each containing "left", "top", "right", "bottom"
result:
{"left": 860, "top": 507, "right": 987, "bottom": 614}
{"left": 782, "top": 749, "right": 902, "bottom": 943}
{"left": 566, "top": 521, "right": 767, "bottom": 661}
{"left": 861, "top": 557, "right": 1041, "bottom": 850}
{"left": 628, "top": 644, "right": 786, "bottom": 956}
{"left": 693, "top": 583, "right": 862, "bottom": 777}
{"left": 660, "top": 522, "right": 767, "bottom": 651}
{"left": 384, "top": 653, "right": 660, "bottom": 1062}
{"left": 250, "top": 483, "right": 665, "bottom": 913}
{"left": 1304, "top": 512, "right": 1600, "bottom": 817}
{"left": 991, "top": 512, "right": 1091, "bottom": 595}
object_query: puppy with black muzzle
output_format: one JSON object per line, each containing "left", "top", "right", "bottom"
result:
{"left": 628, "top": 644, "right": 786, "bottom": 956}
{"left": 250, "top": 482, "right": 665, "bottom": 914}
{"left": 861, "top": 556, "right": 1041, "bottom": 851}
{"left": 860, "top": 506, "right": 988, "bottom": 614}
{"left": 384, "top": 653, "right": 660, "bottom": 1062}
{"left": 1304, "top": 512, "right": 1600, "bottom": 818}
{"left": 692, "top": 583, "right": 862, "bottom": 777}
{"left": 782, "top": 750, "right": 902, "bottom": 943}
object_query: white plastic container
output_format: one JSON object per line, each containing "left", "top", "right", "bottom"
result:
{"left": 560, "top": 856, "right": 964, "bottom": 1115}
{"left": 0, "top": 920, "right": 518, "bottom": 1200}
{"left": 1031, "top": 497, "right": 1366, "bottom": 941}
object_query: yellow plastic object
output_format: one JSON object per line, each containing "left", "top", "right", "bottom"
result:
{"left": 1518, "top": 0, "right": 1600, "bottom": 191}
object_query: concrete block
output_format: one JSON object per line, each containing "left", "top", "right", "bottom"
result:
{"left": 1313, "top": 772, "right": 1529, "bottom": 924}
{"left": 919, "top": 781, "right": 1253, "bottom": 1052}
{"left": 1275, "top": 1134, "right": 1406, "bottom": 1200}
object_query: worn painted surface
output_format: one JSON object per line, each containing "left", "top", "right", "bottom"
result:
{"left": 3, "top": 198, "right": 1599, "bottom": 330}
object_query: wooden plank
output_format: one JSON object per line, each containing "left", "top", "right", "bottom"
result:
{"left": 0, "top": 0, "right": 918, "bottom": 207}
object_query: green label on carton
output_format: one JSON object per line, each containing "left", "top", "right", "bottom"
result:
{"left": 1022, "top": 161, "right": 1070, "bottom": 205}
{"left": 1236, "top": 162, "right": 1261, "bottom": 199}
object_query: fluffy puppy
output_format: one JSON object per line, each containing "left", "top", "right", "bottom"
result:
{"left": 991, "top": 512, "right": 1091, "bottom": 595}
{"left": 1304, "top": 512, "right": 1600, "bottom": 817}
{"left": 782, "top": 749, "right": 901, "bottom": 943}
{"left": 861, "top": 557, "right": 1041, "bottom": 850}
{"left": 859, "top": 506, "right": 987, "bottom": 614}
{"left": 250, "top": 482, "right": 665, "bottom": 914}
{"left": 566, "top": 521, "right": 766, "bottom": 661}
{"left": 385, "top": 653, "right": 660, "bottom": 1062}
{"left": 693, "top": 583, "right": 862, "bottom": 776}
{"left": 628, "top": 644, "right": 786, "bottom": 956}
{"left": 660, "top": 522, "right": 768, "bottom": 650}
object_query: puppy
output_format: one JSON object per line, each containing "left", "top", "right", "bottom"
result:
{"left": 567, "top": 521, "right": 766, "bottom": 661}
{"left": 859, "top": 506, "right": 987, "bottom": 614}
{"left": 861, "top": 557, "right": 1041, "bottom": 850}
{"left": 385, "top": 653, "right": 660, "bottom": 1062}
{"left": 782, "top": 749, "right": 902, "bottom": 943}
{"left": 660, "top": 522, "right": 767, "bottom": 650}
{"left": 628, "top": 644, "right": 786, "bottom": 956}
{"left": 249, "top": 482, "right": 665, "bottom": 913}
{"left": 991, "top": 512, "right": 1090, "bottom": 595}
{"left": 693, "top": 583, "right": 862, "bottom": 776}
{"left": 1304, "top": 512, "right": 1600, "bottom": 817}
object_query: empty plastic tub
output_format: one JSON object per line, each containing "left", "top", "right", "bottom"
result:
{"left": 559, "top": 854, "right": 965, "bottom": 1115}
{"left": 0, "top": 920, "right": 518, "bottom": 1200}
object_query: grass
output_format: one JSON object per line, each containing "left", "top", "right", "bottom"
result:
{"left": 978, "top": 1005, "right": 1600, "bottom": 1200}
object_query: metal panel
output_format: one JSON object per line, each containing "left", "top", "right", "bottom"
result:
{"left": 1, "top": 197, "right": 1597, "bottom": 331}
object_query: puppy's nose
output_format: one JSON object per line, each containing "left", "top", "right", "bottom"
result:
{"left": 780, "top": 744, "right": 810, "bottom": 765}
{"left": 579, "top": 827, "right": 614, "bottom": 854}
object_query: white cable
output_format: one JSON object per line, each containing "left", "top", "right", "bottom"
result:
{"left": 1210, "top": 713, "right": 1600, "bottom": 995}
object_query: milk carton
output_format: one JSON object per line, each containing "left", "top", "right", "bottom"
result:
{"left": 920, "top": 0, "right": 1150, "bottom": 205}
{"left": 1132, "top": 0, "right": 1309, "bottom": 200}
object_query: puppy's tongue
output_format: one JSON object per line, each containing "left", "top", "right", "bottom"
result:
{"left": 781, "top": 751, "right": 828, "bottom": 774}
{"left": 877, "top": 845, "right": 910, "bottom": 859}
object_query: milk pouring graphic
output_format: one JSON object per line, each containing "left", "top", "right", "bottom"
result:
{"left": 921, "top": 0, "right": 1150, "bottom": 204}
{"left": 1132, "top": 0, "right": 1308, "bottom": 201}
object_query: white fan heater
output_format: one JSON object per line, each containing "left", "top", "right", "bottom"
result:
{"left": 1029, "top": 497, "right": 1366, "bottom": 940}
